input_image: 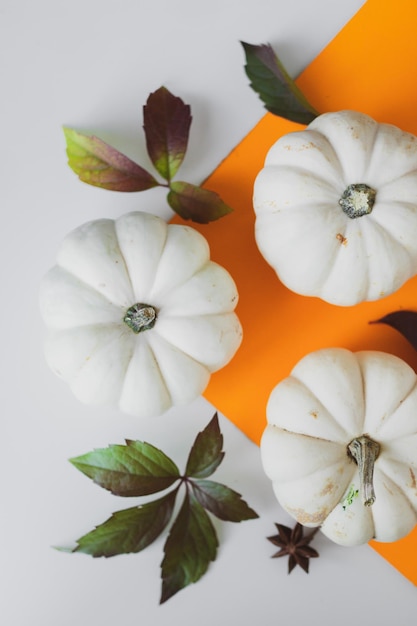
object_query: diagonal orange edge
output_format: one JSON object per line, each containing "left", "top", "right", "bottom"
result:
{"left": 174, "top": 0, "right": 417, "bottom": 583}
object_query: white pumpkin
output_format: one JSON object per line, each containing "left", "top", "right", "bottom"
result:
{"left": 260, "top": 347, "right": 417, "bottom": 546}
{"left": 39, "top": 211, "right": 242, "bottom": 417}
{"left": 253, "top": 110, "right": 417, "bottom": 306}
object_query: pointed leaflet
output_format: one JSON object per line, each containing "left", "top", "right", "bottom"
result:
{"left": 63, "top": 127, "right": 158, "bottom": 191}
{"left": 185, "top": 413, "right": 224, "bottom": 478}
{"left": 70, "top": 440, "right": 180, "bottom": 496}
{"left": 241, "top": 41, "right": 319, "bottom": 124}
{"left": 160, "top": 491, "right": 218, "bottom": 603}
{"left": 73, "top": 490, "right": 177, "bottom": 557}
{"left": 167, "top": 181, "right": 233, "bottom": 223}
{"left": 191, "top": 480, "right": 259, "bottom": 522}
{"left": 143, "top": 86, "right": 192, "bottom": 182}
{"left": 370, "top": 310, "right": 417, "bottom": 352}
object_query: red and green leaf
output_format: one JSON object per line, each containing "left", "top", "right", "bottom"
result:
{"left": 73, "top": 491, "right": 177, "bottom": 557}
{"left": 62, "top": 414, "right": 258, "bottom": 602}
{"left": 191, "top": 480, "right": 259, "bottom": 522}
{"left": 167, "top": 181, "right": 233, "bottom": 223}
{"left": 143, "top": 86, "right": 192, "bottom": 181}
{"left": 70, "top": 440, "right": 180, "bottom": 497}
{"left": 241, "top": 41, "right": 319, "bottom": 125}
{"left": 63, "top": 127, "right": 158, "bottom": 191}
{"left": 160, "top": 491, "right": 218, "bottom": 603}
{"left": 185, "top": 413, "right": 224, "bottom": 478}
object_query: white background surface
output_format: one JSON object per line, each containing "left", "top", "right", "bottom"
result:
{"left": 4, "top": 0, "right": 417, "bottom": 624}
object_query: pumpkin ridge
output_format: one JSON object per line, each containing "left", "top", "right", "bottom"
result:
{"left": 66, "top": 326, "right": 135, "bottom": 406}
{"left": 57, "top": 219, "right": 135, "bottom": 306}
{"left": 364, "top": 210, "right": 415, "bottom": 258}
{"left": 114, "top": 212, "right": 168, "bottom": 303}
{"left": 376, "top": 458, "right": 417, "bottom": 506}
{"left": 289, "top": 374, "right": 360, "bottom": 442}
{"left": 360, "top": 217, "right": 414, "bottom": 301}
{"left": 113, "top": 243, "right": 136, "bottom": 305}
{"left": 147, "top": 331, "right": 210, "bottom": 403}
{"left": 118, "top": 334, "right": 172, "bottom": 416}
{"left": 55, "top": 264, "right": 133, "bottom": 310}
{"left": 320, "top": 216, "right": 369, "bottom": 304}
{"left": 371, "top": 465, "right": 417, "bottom": 540}
{"left": 273, "top": 425, "right": 347, "bottom": 447}
{"left": 39, "top": 266, "right": 125, "bottom": 330}
{"left": 304, "top": 129, "right": 345, "bottom": 184}
{"left": 153, "top": 261, "right": 238, "bottom": 317}
{"left": 272, "top": 126, "right": 345, "bottom": 187}
{"left": 147, "top": 225, "right": 211, "bottom": 302}
{"left": 359, "top": 116, "right": 381, "bottom": 184}
{"left": 276, "top": 165, "right": 344, "bottom": 196}
{"left": 276, "top": 459, "right": 357, "bottom": 525}
{"left": 70, "top": 324, "right": 133, "bottom": 381}
{"left": 143, "top": 338, "right": 171, "bottom": 405}
{"left": 154, "top": 313, "right": 242, "bottom": 372}
{"left": 363, "top": 200, "right": 417, "bottom": 260}
{"left": 311, "top": 111, "right": 380, "bottom": 184}
{"left": 371, "top": 380, "right": 417, "bottom": 440}
{"left": 362, "top": 122, "right": 417, "bottom": 188}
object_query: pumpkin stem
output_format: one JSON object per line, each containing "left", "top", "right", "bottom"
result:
{"left": 339, "top": 183, "right": 376, "bottom": 219}
{"left": 347, "top": 435, "right": 380, "bottom": 506}
{"left": 124, "top": 303, "right": 157, "bottom": 333}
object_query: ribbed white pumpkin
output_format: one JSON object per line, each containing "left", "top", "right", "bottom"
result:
{"left": 39, "top": 211, "right": 242, "bottom": 417}
{"left": 261, "top": 347, "right": 417, "bottom": 546}
{"left": 254, "top": 110, "right": 417, "bottom": 305}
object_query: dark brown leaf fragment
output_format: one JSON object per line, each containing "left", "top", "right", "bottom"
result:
{"left": 370, "top": 310, "right": 417, "bottom": 352}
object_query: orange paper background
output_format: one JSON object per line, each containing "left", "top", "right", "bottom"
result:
{"left": 175, "top": 0, "right": 417, "bottom": 584}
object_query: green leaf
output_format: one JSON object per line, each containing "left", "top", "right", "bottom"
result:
{"left": 63, "top": 127, "right": 159, "bottom": 191}
{"left": 191, "top": 480, "right": 259, "bottom": 522}
{"left": 370, "top": 310, "right": 417, "bottom": 352}
{"left": 167, "top": 181, "right": 233, "bottom": 223}
{"left": 160, "top": 491, "right": 218, "bottom": 603}
{"left": 241, "top": 41, "right": 319, "bottom": 124}
{"left": 70, "top": 440, "right": 180, "bottom": 497}
{"left": 143, "top": 86, "right": 192, "bottom": 181}
{"left": 62, "top": 415, "right": 259, "bottom": 602}
{"left": 73, "top": 490, "right": 177, "bottom": 557}
{"left": 185, "top": 413, "right": 224, "bottom": 478}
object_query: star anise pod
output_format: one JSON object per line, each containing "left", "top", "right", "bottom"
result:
{"left": 268, "top": 522, "right": 320, "bottom": 574}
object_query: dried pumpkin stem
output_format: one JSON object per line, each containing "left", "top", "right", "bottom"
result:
{"left": 124, "top": 303, "right": 157, "bottom": 333}
{"left": 339, "top": 183, "right": 376, "bottom": 219}
{"left": 347, "top": 435, "right": 380, "bottom": 506}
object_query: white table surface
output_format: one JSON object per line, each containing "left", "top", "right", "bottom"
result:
{"left": 4, "top": 0, "right": 417, "bottom": 624}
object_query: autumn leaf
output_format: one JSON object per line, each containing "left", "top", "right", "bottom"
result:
{"left": 185, "top": 413, "right": 224, "bottom": 478}
{"left": 73, "top": 491, "right": 177, "bottom": 557}
{"left": 143, "top": 86, "right": 192, "bottom": 182}
{"left": 241, "top": 41, "right": 319, "bottom": 124}
{"left": 167, "top": 181, "right": 233, "bottom": 223}
{"left": 60, "top": 414, "right": 258, "bottom": 603}
{"left": 370, "top": 310, "right": 417, "bottom": 352}
{"left": 63, "top": 127, "right": 158, "bottom": 191}
{"left": 70, "top": 440, "right": 180, "bottom": 496}
{"left": 160, "top": 491, "right": 218, "bottom": 603}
